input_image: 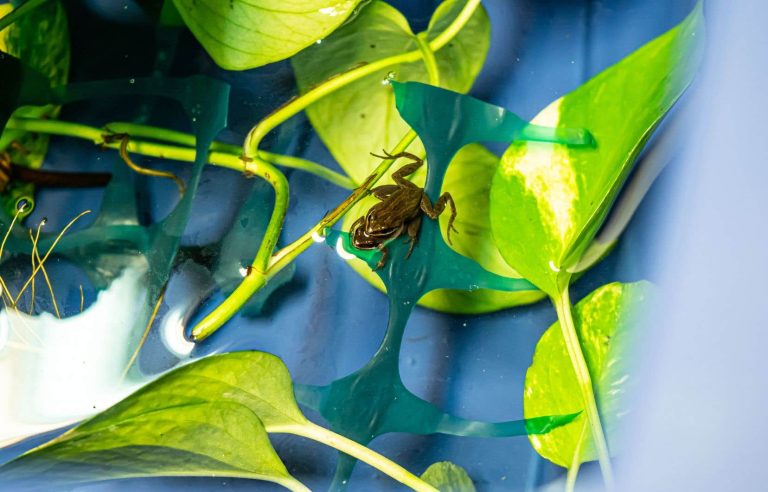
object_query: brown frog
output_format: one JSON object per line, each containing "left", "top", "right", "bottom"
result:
{"left": 350, "top": 151, "right": 458, "bottom": 270}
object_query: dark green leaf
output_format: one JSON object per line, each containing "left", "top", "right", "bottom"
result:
{"left": 292, "top": 0, "right": 490, "bottom": 184}
{"left": 170, "top": 0, "right": 364, "bottom": 70}
{"left": 524, "top": 282, "right": 651, "bottom": 468}
{"left": 489, "top": 4, "right": 704, "bottom": 295}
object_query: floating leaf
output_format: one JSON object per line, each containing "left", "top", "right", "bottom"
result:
{"left": 421, "top": 461, "right": 476, "bottom": 492}
{"left": 292, "top": 0, "right": 490, "bottom": 184}
{"left": 0, "top": 352, "right": 309, "bottom": 491}
{"left": 170, "top": 0, "right": 364, "bottom": 70}
{"left": 341, "top": 143, "right": 544, "bottom": 313}
{"left": 489, "top": 4, "right": 704, "bottom": 296}
{"left": 524, "top": 282, "right": 651, "bottom": 468}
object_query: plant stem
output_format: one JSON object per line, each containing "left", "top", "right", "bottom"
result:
{"left": 6, "top": 118, "right": 354, "bottom": 189}
{"left": 565, "top": 424, "right": 587, "bottom": 492}
{"left": 0, "top": 0, "right": 50, "bottom": 33}
{"left": 275, "top": 476, "right": 311, "bottom": 492}
{"left": 552, "top": 285, "right": 614, "bottom": 491}
{"left": 415, "top": 33, "right": 441, "bottom": 87}
{"left": 286, "top": 422, "right": 437, "bottom": 492}
{"left": 429, "top": 0, "right": 481, "bottom": 51}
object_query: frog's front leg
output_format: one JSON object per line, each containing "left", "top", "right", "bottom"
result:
{"left": 371, "top": 150, "right": 423, "bottom": 188}
{"left": 420, "top": 192, "right": 458, "bottom": 244}
{"left": 374, "top": 244, "right": 389, "bottom": 270}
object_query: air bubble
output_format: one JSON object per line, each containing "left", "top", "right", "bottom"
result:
{"left": 129, "top": 78, "right": 135, "bottom": 84}
{"left": 16, "top": 199, "right": 28, "bottom": 212}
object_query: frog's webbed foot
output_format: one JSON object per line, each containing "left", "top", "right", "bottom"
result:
{"left": 421, "top": 192, "right": 458, "bottom": 245}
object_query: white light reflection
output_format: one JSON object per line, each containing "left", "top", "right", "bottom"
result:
{"left": 0, "top": 262, "right": 152, "bottom": 446}
{"left": 336, "top": 237, "right": 356, "bottom": 260}
{"left": 0, "top": 313, "right": 8, "bottom": 354}
{"left": 311, "top": 230, "right": 326, "bottom": 243}
{"left": 160, "top": 306, "right": 195, "bottom": 358}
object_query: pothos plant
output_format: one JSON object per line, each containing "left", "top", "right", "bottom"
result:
{"left": 0, "top": 0, "right": 703, "bottom": 491}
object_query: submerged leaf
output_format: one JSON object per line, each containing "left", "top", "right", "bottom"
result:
{"left": 489, "top": 4, "right": 704, "bottom": 295}
{"left": 0, "top": 352, "right": 309, "bottom": 491}
{"left": 171, "top": 0, "right": 364, "bottom": 70}
{"left": 292, "top": 0, "right": 490, "bottom": 184}
{"left": 421, "top": 461, "right": 476, "bottom": 492}
{"left": 524, "top": 282, "right": 651, "bottom": 468}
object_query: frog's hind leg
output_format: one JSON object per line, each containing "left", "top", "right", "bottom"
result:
{"left": 404, "top": 215, "right": 422, "bottom": 259}
{"left": 370, "top": 150, "right": 423, "bottom": 188}
{"left": 421, "top": 192, "right": 458, "bottom": 244}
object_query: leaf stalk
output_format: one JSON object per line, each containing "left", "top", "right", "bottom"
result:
{"left": 552, "top": 284, "right": 614, "bottom": 491}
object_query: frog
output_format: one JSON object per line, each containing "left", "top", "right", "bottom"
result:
{"left": 350, "top": 150, "right": 458, "bottom": 270}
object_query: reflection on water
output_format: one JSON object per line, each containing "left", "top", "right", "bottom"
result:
{"left": 0, "top": 261, "right": 152, "bottom": 446}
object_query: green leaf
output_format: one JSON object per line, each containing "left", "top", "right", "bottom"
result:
{"left": 421, "top": 461, "right": 476, "bottom": 492}
{"left": 170, "top": 0, "right": 364, "bottom": 70}
{"left": 341, "top": 144, "right": 545, "bottom": 314}
{"left": 489, "top": 4, "right": 704, "bottom": 296}
{"left": 0, "top": 352, "right": 309, "bottom": 491}
{"left": 0, "top": 0, "right": 70, "bottom": 168}
{"left": 523, "top": 282, "right": 651, "bottom": 468}
{"left": 292, "top": 0, "right": 490, "bottom": 184}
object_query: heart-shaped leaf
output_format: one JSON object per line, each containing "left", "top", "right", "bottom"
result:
{"left": 0, "top": 352, "right": 309, "bottom": 491}
{"left": 489, "top": 4, "right": 704, "bottom": 296}
{"left": 171, "top": 0, "right": 365, "bottom": 70}
{"left": 421, "top": 461, "right": 476, "bottom": 492}
{"left": 341, "top": 144, "right": 544, "bottom": 314}
{"left": 524, "top": 282, "right": 651, "bottom": 468}
{"left": 292, "top": 0, "right": 490, "bottom": 184}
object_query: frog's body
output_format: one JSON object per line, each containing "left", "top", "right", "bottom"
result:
{"left": 350, "top": 151, "right": 457, "bottom": 270}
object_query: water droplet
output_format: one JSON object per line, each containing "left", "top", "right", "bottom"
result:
{"left": 40, "top": 217, "right": 48, "bottom": 226}
{"left": 315, "top": 39, "right": 323, "bottom": 45}
{"left": 381, "top": 71, "right": 397, "bottom": 86}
